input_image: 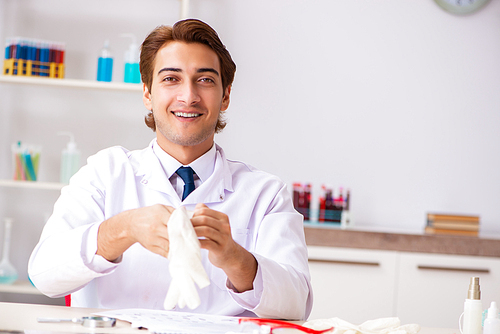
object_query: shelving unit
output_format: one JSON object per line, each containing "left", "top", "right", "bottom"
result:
{"left": 0, "top": 179, "right": 65, "bottom": 190}
{"left": 0, "top": 3, "right": 164, "bottom": 306}
{"left": 0, "top": 73, "right": 144, "bottom": 304}
{"left": 0, "top": 75, "right": 142, "bottom": 92}
{"left": 0, "top": 75, "right": 142, "bottom": 189}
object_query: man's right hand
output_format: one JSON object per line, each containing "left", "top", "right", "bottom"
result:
{"left": 96, "top": 204, "right": 175, "bottom": 262}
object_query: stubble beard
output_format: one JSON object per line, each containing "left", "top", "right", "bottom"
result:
{"left": 153, "top": 109, "right": 219, "bottom": 147}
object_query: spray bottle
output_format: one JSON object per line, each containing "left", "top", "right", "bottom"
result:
{"left": 484, "top": 302, "right": 500, "bottom": 334}
{"left": 121, "top": 34, "right": 141, "bottom": 84}
{"left": 58, "top": 132, "right": 81, "bottom": 184}
{"left": 97, "top": 40, "right": 113, "bottom": 82}
{"left": 462, "top": 277, "right": 483, "bottom": 334}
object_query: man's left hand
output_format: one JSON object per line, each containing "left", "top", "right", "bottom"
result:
{"left": 191, "top": 203, "right": 257, "bottom": 292}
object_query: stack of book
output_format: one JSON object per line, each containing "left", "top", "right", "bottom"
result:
{"left": 425, "top": 213, "right": 480, "bottom": 237}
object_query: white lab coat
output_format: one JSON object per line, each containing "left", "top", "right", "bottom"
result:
{"left": 28, "top": 142, "right": 312, "bottom": 320}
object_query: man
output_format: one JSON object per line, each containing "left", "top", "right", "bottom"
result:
{"left": 28, "top": 19, "right": 312, "bottom": 320}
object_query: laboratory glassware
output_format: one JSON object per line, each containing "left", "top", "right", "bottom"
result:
{"left": 0, "top": 217, "right": 18, "bottom": 284}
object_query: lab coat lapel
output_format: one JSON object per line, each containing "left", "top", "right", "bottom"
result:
{"left": 135, "top": 145, "right": 180, "bottom": 203}
{"left": 181, "top": 144, "right": 234, "bottom": 205}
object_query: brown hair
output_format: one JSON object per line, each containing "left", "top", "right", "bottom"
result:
{"left": 140, "top": 19, "right": 236, "bottom": 133}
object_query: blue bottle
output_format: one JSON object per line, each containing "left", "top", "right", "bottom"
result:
{"left": 122, "top": 34, "right": 141, "bottom": 84}
{"left": 97, "top": 40, "right": 113, "bottom": 82}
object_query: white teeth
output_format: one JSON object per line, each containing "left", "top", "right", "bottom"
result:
{"left": 174, "top": 112, "right": 200, "bottom": 118}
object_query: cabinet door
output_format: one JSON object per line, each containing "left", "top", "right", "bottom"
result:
{"left": 396, "top": 252, "right": 500, "bottom": 328}
{"left": 307, "top": 246, "right": 398, "bottom": 323}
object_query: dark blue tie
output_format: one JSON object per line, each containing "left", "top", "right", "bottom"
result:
{"left": 176, "top": 166, "right": 195, "bottom": 200}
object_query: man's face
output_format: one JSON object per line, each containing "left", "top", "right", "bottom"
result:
{"left": 143, "top": 41, "right": 230, "bottom": 152}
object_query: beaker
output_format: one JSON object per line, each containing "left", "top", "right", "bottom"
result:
{"left": 0, "top": 218, "right": 18, "bottom": 284}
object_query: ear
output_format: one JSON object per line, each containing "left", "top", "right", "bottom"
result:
{"left": 221, "top": 85, "right": 231, "bottom": 111}
{"left": 143, "top": 83, "right": 152, "bottom": 111}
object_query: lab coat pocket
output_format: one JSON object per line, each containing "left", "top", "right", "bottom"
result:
{"left": 231, "top": 228, "right": 249, "bottom": 249}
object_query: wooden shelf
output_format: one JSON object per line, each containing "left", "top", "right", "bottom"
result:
{"left": 0, "top": 179, "right": 65, "bottom": 190}
{"left": 0, "top": 280, "right": 42, "bottom": 295}
{"left": 0, "top": 75, "right": 142, "bottom": 92}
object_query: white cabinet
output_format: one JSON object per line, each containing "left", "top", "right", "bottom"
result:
{"left": 396, "top": 252, "right": 500, "bottom": 328}
{"left": 308, "top": 246, "right": 500, "bottom": 328}
{"left": 307, "top": 246, "right": 398, "bottom": 323}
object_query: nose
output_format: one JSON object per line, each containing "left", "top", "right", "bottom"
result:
{"left": 177, "top": 81, "right": 200, "bottom": 105}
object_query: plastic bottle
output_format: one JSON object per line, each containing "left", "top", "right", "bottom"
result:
{"left": 97, "top": 40, "right": 113, "bottom": 82}
{"left": 484, "top": 302, "right": 500, "bottom": 334}
{"left": 58, "top": 132, "right": 81, "bottom": 184}
{"left": 462, "top": 277, "right": 483, "bottom": 334}
{"left": 0, "top": 218, "right": 18, "bottom": 284}
{"left": 121, "top": 34, "right": 141, "bottom": 83}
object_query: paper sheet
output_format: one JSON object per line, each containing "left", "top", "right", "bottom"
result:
{"left": 95, "top": 308, "right": 240, "bottom": 334}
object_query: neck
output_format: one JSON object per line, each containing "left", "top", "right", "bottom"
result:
{"left": 156, "top": 137, "right": 214, "bottom": 165}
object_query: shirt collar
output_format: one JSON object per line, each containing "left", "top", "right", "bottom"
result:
{"left": 152, "top": 139, "right": 217, "bottom": 183}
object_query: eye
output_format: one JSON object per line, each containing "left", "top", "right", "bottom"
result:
{"left": 199, "top": 77, "right": 215, "bottom": 84}
{"left": 162, "top": 76, "right": 178, "bottom": 82}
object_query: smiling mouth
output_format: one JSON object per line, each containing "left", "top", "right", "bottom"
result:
{"left": 173, "top": 111, "right": 202, "bottom": 118}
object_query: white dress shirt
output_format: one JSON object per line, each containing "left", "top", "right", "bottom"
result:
{"left": 28, "top": 140, "right": 312, "bottom": 320}
{"left": 153, "top": 140, "right": 213, "bottom": 200}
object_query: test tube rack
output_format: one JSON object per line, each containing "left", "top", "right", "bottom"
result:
{"left": 3, "top": 37, "right": 65, "bottom": 79}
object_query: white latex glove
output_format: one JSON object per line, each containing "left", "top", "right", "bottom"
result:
{"left": 163, "top": 206, "right": 210, "bottom": 310}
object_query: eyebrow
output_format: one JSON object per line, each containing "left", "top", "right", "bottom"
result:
{"left": 157, "top": 67, "right": 220, "bottom": 76}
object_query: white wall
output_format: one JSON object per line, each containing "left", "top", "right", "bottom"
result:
{"left": 1, "top": 0, "right": 500, "bottom": 280}
{"left": 217, "top": 0, "right": 500, "bottom": 234}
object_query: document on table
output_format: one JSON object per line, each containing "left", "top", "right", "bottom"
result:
{"left": 95, "top": 308, "right": 241, "bottom": 334}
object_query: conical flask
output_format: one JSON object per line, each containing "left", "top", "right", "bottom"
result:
{"left": 0, "top": 218, "right": 18, "bottom": 284}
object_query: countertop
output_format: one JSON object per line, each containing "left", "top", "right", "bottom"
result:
{"left": 304, "top": 223, "right": 500, "bottom": 257}
{"left": 0, "top": 302, "right": 459, "bottom": 334}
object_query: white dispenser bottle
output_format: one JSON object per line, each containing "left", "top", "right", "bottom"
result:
{"left": 97, "top": 40, "right": 113, "bottom": 82}
{"left": 121, "top": 34, "right": 141, "bottom": 83}
{"left": 484, "top": 302, "right": 500, "bottom": 334}
{"left": 462, "top": 277, "right": 483, "bottom": 334}
{"left": 58, "top": 132, "right": 81, "bottom": 184}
